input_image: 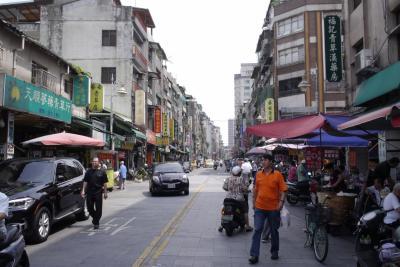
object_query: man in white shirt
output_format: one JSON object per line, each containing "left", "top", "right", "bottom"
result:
{"left": 383, "top": 183, "right": 400, "bottom": 227}
{"left": 241, "top": 159, "right": 252, "bottom": 180}
{"left": 0, "top": 192, "right": 8, "bottom": 241}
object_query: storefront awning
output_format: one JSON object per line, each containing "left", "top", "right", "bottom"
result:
{"left": 305, "top": 131, "right": 369, "bottom": 147}
{"left": 338, "top": 102, "right": 400, "bottom": 131}
{"left": 133, "top": 129, "right": 146, "bottom": 141}
{"left": 246, "top": 114, "right": 325, "bottom": 139}
{"left": 354, "top": 61, "right": 400, "bottom": 106}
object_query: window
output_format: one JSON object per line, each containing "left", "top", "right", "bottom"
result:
{"left": 102, "top": 30, "right": 116, "bottom": 46}
{"left": 278, "top": 46, "right": 304, "bottom": 66}
{"left": 101, "top": 67, "right": 116, "bottom": 84}
{"left": 64, "top": 78, "right": 73, "bottom": 96}
{"left": 353, "top": 0, "right": 362, "bottom": 11}
{"left": 277, "top": 14, "right": 304, "bottom": 37}
{"left": 278, "top": 77, "right": 302, "bottom": 96}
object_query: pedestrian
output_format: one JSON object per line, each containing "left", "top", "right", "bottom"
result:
{"left": 81, "top": 157, "right": 108, "bottom": 229}
{"left": 119, "top": 161, "right": 127, "bottom": 190}
{"left": 373, "top": 157, "right": 400, "bottom": 190}
{"left": 249, "top": 153, "right": 287, "bottom": 263}
{"left": 287, "top": 160, "right": 297, "bottom": 182}
{"left": 241, "top": 158, "right": 252, "bottom": 182}
{"left": 251, "top": 160, "right": 258, "bottom": 183}
{"left": 0, "top": 192, "right": 8, "bottom": 241}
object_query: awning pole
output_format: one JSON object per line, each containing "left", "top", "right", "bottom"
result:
{"left": 319, "top": 127, "right": 323, "bottom": 172}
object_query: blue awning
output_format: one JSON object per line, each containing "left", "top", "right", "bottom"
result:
{"left": 306, "top": 131, "right": 369, "bottom": 147}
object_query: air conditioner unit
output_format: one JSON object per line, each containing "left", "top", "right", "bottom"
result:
{"left": 355, "top": 49, "right": 373, "bottom": 74}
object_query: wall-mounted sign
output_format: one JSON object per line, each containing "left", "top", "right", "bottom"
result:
{"left": 170, "top": 118, "right": 175, "bottom": 140}
{"left": 264, "top": 98, "right": 275, "bottom": 123}
{"left": 134, "top": 90, "right": 146, "bottom": 126}
{"left": 3, "top": 75, "right": 72, "bottom": 123}
{"left": 324, "top": 15, "right": 342, "bottom": 82}
{"left": 162, "top": 113, "right": 168, "bottom": 136}
{"left": 73, "top": 75, "right": 90, "bottom": 106}
{"left": 154, "top": 106, "right": 161, "bottom": 134}
{"left": 89, "top": 83, "right": 103, "bottom": 112}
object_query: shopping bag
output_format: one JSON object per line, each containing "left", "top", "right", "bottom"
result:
{"left": 280, "top": 205, "right": 290, "bottom": 228}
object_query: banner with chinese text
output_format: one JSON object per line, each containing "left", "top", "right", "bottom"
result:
{"left": 89, "top": 83, "right": 103, "bottom": 112}
{"left": 154, "top": 106, "right": 161, "bottom": 134}
{"left": 264, "top": 98, "right": 275, "bottom": 123}
{"left": 73, "top": 75, "right": 90, "bottom": 106}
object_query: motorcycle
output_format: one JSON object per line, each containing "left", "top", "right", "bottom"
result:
{"left": 0, "top": 223, "right": 30, "bottom": 267}
{"left": 355, "top": 209, "right": 400, "bottom": 266}
{"left": 213, "top": 163, "right": 218, "bottom": 170}
{"left": 220, "top": 198, "right": 246, "bottom": 236}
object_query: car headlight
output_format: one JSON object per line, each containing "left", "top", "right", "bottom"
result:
{"left": 9, "top": 197, "right": 35, "bottom": 211}
{"left": 182, "top": 175, "right": 189, "bottom": 183}
{"left": 152, "top": 176, "right": 160, "bottom": 184}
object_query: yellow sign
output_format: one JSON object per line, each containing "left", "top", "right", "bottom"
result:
{"left": 89, "top": 83, "right": 103, "bottom": 112}
{"left": 169, "top": 118, "right": 175, "bottom": 140}
{"left": 265, "top": 98, "right": 275, "bottom": 123}
{"left": 162, "top": 113, "right": 168, "bottom": 136}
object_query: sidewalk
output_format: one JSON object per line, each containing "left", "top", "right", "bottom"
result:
{"left": 150, "top": 174, "right": 357, "bottom": 267}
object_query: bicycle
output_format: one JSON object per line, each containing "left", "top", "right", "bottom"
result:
{"left": 304, "top": 196, "right": 331, "bottom": 262}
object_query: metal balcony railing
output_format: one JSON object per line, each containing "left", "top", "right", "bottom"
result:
{"left": 31, "top": 68, "right": 58, "bottom": 93}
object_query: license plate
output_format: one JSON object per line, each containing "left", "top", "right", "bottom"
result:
{"left": 222, "top": 215, "right": 233, "bottom": 221}
{"left": 167, "top": 184, "right": 176, "bottom": 189}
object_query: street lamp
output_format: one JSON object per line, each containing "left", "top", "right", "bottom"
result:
{"left": 109, "top": 74, "right": 127, "bottom": 151}
{"left": 256, "top": 115, "right": 264, "bottom": 124}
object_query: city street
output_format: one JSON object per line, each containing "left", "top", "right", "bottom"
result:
{"left": 26, "top": 168, "right": 356, "bottom": 267}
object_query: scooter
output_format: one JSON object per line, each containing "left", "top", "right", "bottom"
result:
{"left": 354, "top": 209, "right": 400, "bottom": 266}
{"left": 0, "top": 223, "right": 30, "bottom": 267}
{"left": 220, "top": 198, "right": 245, "bottom": 236}
{"left": 213, "top": 163, "right": 218, "bottom": 170}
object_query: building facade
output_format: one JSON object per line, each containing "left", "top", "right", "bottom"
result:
{"left": 234, "top": 63, "right": 256, "bottom": 118}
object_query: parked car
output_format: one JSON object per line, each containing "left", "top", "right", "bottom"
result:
{"left": 182, "top": 161, "right": 191, "bottom": 173}
{"left": 149, "top": 162, "right": 189, "bottom": 196}
{"left": 205, "top": 159, "right": 214, "bottom": 168}
{"left": 0, "top": 158, "right": 88, "bottom": 243}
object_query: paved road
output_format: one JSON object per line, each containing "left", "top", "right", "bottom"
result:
{"left": 26, "top": 168, "right": 357, "bottom": 267}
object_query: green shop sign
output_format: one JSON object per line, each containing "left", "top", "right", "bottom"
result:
{"left": 3, "top": 75, "right": 72, "bottom": 123}
{"left": 324, "top": 15, "right": 342, "bottom": 82}
{"left": 73, "top": 75, "right": 90, "bottom": 107}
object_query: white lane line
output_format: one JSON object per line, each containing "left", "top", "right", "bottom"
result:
{"left": 110, "top": 216, "right": 137, "bottom": 236}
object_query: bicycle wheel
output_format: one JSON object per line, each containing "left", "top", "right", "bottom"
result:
{"left": 313, "top": 225, "right": 328, "bottom": 262}
{"left": 304, "top": 213, "right": 312, "bottom": 247}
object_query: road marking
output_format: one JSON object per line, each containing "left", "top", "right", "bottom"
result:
{"left": 132, "top": 179, "right": 208, "bottom": 267}
{"left": 111, "top": 216, "right": 136, "bottom": 236}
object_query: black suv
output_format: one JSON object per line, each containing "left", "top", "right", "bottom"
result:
{"left": 0, "top": 158, "right": 88, "bottom": 243}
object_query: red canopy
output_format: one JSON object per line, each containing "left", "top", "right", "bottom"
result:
{"left": 22, "top": 132, "right": 105, "bottom": 147}
{"left": 246, "top": 114, "right": 325, "bottom": 139}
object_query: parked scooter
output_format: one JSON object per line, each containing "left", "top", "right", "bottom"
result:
{"left": 0, "top": 223, "right": 30, "bottom": 267}
{"left": 220, "top": 198, "right": 246, "bottom": 236}
{"left": 286, "top": 172, "right": 320, "bottom": 205}
{"left": 354, "top": 209, "right": 400, "bottom": 267}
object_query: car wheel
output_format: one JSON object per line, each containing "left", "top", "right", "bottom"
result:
{"left": 30, "top": 207, "right": 51, "bottom": 243}
{"left": 75, "top": 205, "right": 89, "bottom": 221}
{"left": 184, "top": 189, "right": 189, "bottom": 195}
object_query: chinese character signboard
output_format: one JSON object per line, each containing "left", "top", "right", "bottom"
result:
{"left": 154, "top": 106, "right": 161, "bottom": 134}
{"left": 162, "top": 113, "right": 168, "bottom": 136}
{"left": 89, "top": 83, "right": 103, "bottom": 112}
{"left": 3, "top": 75, "right": 72, "bottom": 123}
{"left": 73, "top": 75, "right": 90, "bottom": 106}
{"left": 324, "top": 15, "right": 342, "bottom": 82}
{"left": 264, "top": 98, "right": 275, "bottom": 123}
{"left": 169, "top": 118, "right": 175, "bottom": 140}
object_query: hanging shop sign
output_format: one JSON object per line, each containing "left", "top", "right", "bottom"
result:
{"left": 3, "top": 75, "right": 72, "bottom": 123}
{"left": 73, "top": 75, "right": 90, "bottom": 107}
{"left": 89, "top": 83, "right": 103, "bottom": 112}
{"left": 154, "top": 106, "right": 161, "bottom": 134}
{"left": 169, "top": 118, "right": 175, "bottom": 140}
{"left": 324, "top": 15, "right": 342, "bottom": 82}
{"left": 134, "top": 89, "right": 146, "bottom": 126}
{"left": 264, "top": 98, "right": 275, "bottom": 123}
{"left": 146, "top": 129, "right": 157, "bottom": 145}
{"left": 162, "top": 113, "right": 168, "bottom": 136}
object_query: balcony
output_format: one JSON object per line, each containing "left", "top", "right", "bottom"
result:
{"left": 132, "top": 45, "right": 148, "bottom": 72}
{"left": 31, "top": 68, "right": 58, "bottom": 94}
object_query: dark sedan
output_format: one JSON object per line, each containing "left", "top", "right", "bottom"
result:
{"left": 149, "top": 162, "right": 189, "bottom": 196}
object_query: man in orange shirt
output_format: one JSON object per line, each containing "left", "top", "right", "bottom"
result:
{"left": 249, "top": 153, "right": 287, "bottom": 264}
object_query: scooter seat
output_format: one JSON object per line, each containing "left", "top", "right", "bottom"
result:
{"left": 0, "top": 225, "right": 20, "bottom": 251}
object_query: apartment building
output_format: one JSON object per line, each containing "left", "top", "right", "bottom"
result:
{"left": 234, "top": 63, "right": 256, "bottom": 118}
{"left": 272, "top": 0, "right": 345, "bottom": 118}
{"left": 228, "top": 119, "right": 235, "bottom": 148}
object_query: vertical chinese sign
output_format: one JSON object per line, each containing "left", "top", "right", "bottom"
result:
{"left": 324, "top": 15, "right": 342, "bottom": 82}
{"left": 162, "top": 113, "right": 168, "bottom": 137}
{"left": 154, "top": 106, "right": 161, "bottom": 134}
{"left": 135, "top": 90, "right": 146, "bottom": 126}
{"left": 169, "top": 118, "right": 175, "bottom": 140}
{"left": 89, "top": 83, "right": 103, "bottom": 112}
{"left": 264, "top": 98, "right": 275, "bottom": 123}
{"left": 73, "top": 75, "right": 90, "bottom": 106}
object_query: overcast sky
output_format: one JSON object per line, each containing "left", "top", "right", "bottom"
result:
{"left": 122, "top": 0, "right": 269, "bottom": 145}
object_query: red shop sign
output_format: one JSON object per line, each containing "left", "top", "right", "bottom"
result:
{"left": 154, "top": 107, "right": 161, "bottom": 134}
